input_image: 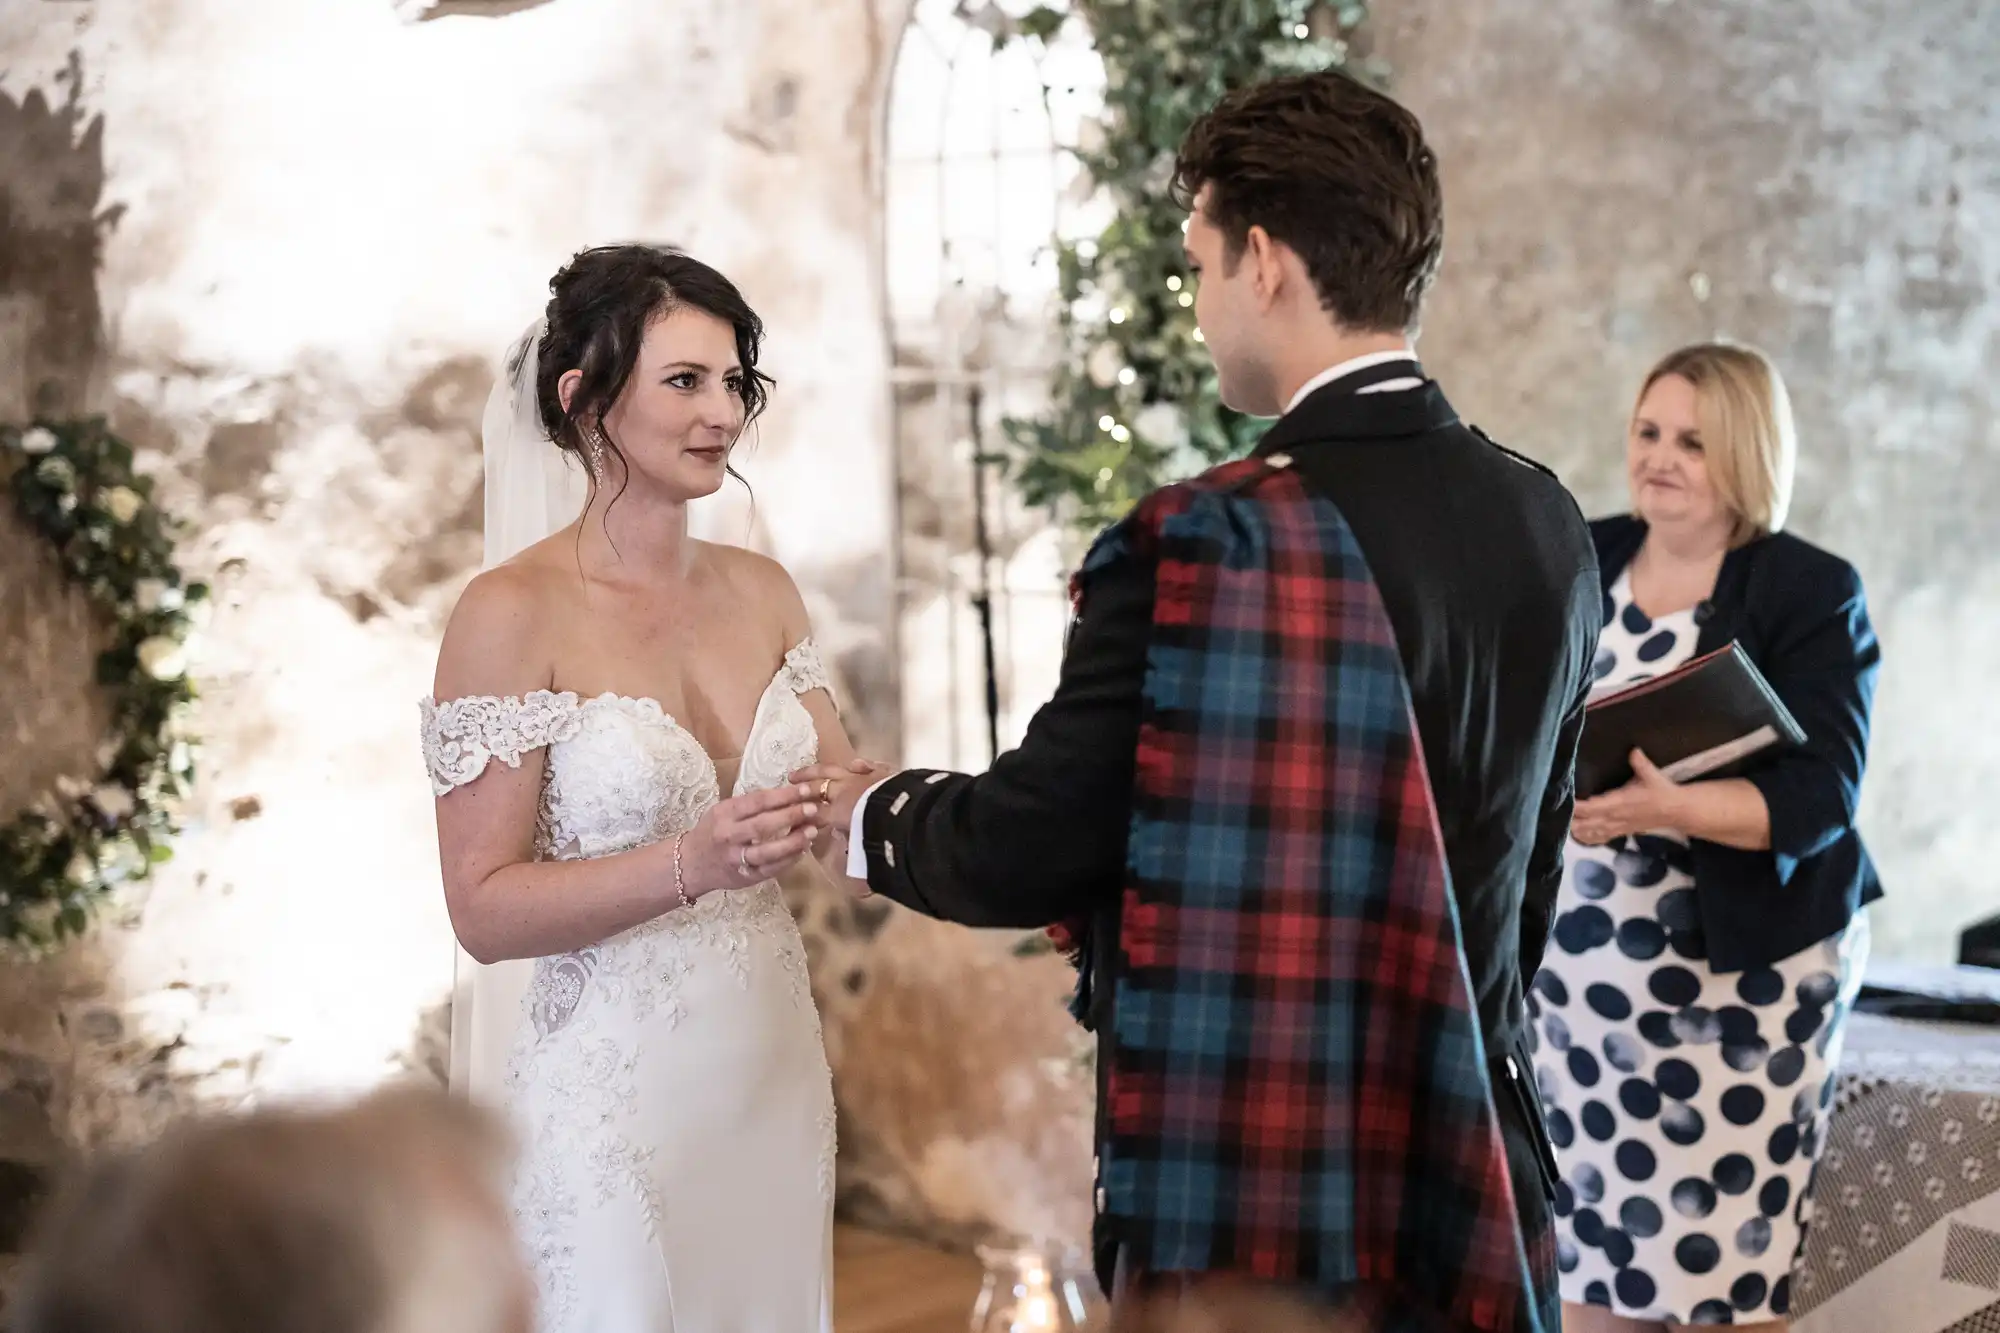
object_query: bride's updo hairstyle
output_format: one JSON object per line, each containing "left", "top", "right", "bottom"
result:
{"left": 533, "top": 244, "right": 775, "bottom": 491}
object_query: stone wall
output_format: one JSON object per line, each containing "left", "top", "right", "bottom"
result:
{"left": 0, "top": 0, "right": 1993, "bottom": 1279}
{"left": 846, "top": 0, "right": 2000, "bottom": 1252}
{"left": 1375, "top": 0, "right": 2000, "bottom": 965}
{"left": 0, "top": 0, "right": 930, "bottom": 1249}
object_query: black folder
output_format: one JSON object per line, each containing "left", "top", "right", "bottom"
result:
{"left": 1575, "top": 642, "right": 1806, "bottom": 799}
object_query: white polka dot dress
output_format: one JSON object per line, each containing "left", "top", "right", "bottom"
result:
{"left": 1530, "top": 569, "right": 1870, "bottom": 1324}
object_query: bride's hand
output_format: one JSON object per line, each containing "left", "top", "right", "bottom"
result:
{"left": 679, "top": 783, "right": 827, "bottom": 898}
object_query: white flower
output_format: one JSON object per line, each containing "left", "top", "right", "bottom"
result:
{"left": 36, "top": 456, "right": 76, "bottom": 491}
{"left": 136, "top": 636, "right": 188, "bottom": 680}
{"left": 169, "top": 742, "right": 193, "bottom": 775}
{"left": 134, "top": 579, "right": 188, "bottom": 616}
{"left": 20, "top": 900, "right": 61, "bottom": 933}
{"left": 1134, "top": 402, "right": 1190, "bottom": 450}
{"left": 99, "top": 486, "right": 142, "bottom": 524}
{"left": 19, "top": 426, "right": 58, "bottom": 455}
{"left": 65, "top": 854, "right": 95, "bottom": 886}
{"left": 90, "top": 785, "right": 136, "bottom": 820}
{"left": 1087, "top": 342, "right": 1124, "bottom": 389}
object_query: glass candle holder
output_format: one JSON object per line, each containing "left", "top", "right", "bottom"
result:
{"left": 969, "top": 1243, "right": 1096, "bottom": 1333}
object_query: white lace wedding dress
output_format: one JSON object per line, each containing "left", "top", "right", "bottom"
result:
{"left": 420, "top": 640, "right": 837, "bottom": 1333}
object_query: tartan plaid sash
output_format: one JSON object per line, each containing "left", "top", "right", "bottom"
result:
{"left": 1054, "top": 458, "right": 1539, "bottom": 1332}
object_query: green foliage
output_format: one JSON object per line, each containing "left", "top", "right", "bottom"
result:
{"left": 998, "top": 1, "right": 1386, "bottom": 536}
{"left": 990, "top": 4, "right": 1388, "bottom": 985}
{"left": 0, "top": 420, "right": 205, "bottom": 951}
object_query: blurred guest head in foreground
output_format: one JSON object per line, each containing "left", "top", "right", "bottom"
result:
{"left": 12, "top": 1085, "right": 531, "bottom": 1333}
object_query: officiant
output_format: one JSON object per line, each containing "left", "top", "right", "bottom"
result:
{"left": 1532, "top": 341, "right": 1883, "bottom": 1332}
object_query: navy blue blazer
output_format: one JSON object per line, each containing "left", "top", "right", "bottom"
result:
{"left": 1591, "top": 515, "right": 1884, "bottom": 972}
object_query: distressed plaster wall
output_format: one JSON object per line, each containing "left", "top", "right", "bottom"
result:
{"left": 0, "top": 0, "right": 936, "bottom": 1251}
{"left": 1375, "top": 0, "right": 2000, "bottom": 964}
{"left": 0, "top": 0, "right": 1992, "bottom": 1278}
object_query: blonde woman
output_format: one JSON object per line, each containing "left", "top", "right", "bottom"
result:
{"left": 1531, "top": 344, "right": 1882, "bottom": 1331}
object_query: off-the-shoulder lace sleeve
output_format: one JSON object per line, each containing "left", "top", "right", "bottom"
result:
{"left": 776, "top": 638, "right": 834, "bottom": 703}
{"left": 419, "top": 690, "right": 582, "bottom": 796}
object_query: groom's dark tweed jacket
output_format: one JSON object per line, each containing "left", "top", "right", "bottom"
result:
{"left": 858, "top": 365, "right": 1599, "bottom": 1332}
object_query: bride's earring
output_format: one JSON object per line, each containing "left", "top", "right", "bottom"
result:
{"left": 584, "top": 427, "right": 609, "bottom": 478}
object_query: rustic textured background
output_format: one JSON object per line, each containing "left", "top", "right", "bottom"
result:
{"left": 0, "top": 0, "right": 1991, "bottom": 1268}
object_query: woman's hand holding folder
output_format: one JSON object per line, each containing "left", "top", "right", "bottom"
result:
{"left": 1571, "top": 746, "right": 1773, "bottom": 851}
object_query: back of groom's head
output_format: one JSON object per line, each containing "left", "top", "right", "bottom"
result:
{"left": 1172, "top": 71, "right": 1442, "bottom": 336}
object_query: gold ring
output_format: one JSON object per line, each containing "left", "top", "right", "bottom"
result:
{"left": 738, "top": 844, "right": 753, "bottom": 876}
{"left": 818, "top": 778, "right": 832, "bottom": 803}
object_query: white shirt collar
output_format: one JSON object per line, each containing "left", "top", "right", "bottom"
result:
{"left": 1284, "top": 349, "right": 1423, "bottom": 415}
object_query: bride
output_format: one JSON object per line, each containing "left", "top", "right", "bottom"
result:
{"left": 420, "top": 244, "right": 865, "bottom": 1331}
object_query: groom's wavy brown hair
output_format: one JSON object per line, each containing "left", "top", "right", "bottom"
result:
{"left": 1172, "top": 71, "right": 1443, "bottom": 335}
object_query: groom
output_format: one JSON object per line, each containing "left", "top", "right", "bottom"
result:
{"left": 812, "top": 72, "right": 1597, "bottom": 1332}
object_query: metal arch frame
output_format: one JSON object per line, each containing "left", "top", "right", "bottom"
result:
{"left": 884, "top": 0, "right": 1093, "bottom": 769}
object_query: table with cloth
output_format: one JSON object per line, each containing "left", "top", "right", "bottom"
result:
{"left": 1795, "top": 964, "right": 2000, "bottom": 1333}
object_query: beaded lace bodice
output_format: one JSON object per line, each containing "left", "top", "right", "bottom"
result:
{"left": 421, "top": 638, "right": 832, "bottom": 851}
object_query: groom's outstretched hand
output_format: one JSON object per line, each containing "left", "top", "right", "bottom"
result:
{"left": 789, "top": 757, "right": 887, "bottom": 833}
{"left": 790, "top": 757, "right": 892, "bottom": 895}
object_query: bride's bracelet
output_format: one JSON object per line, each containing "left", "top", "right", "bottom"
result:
{"left": 671, "top": 834, "right": 696, "bottom": 910}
